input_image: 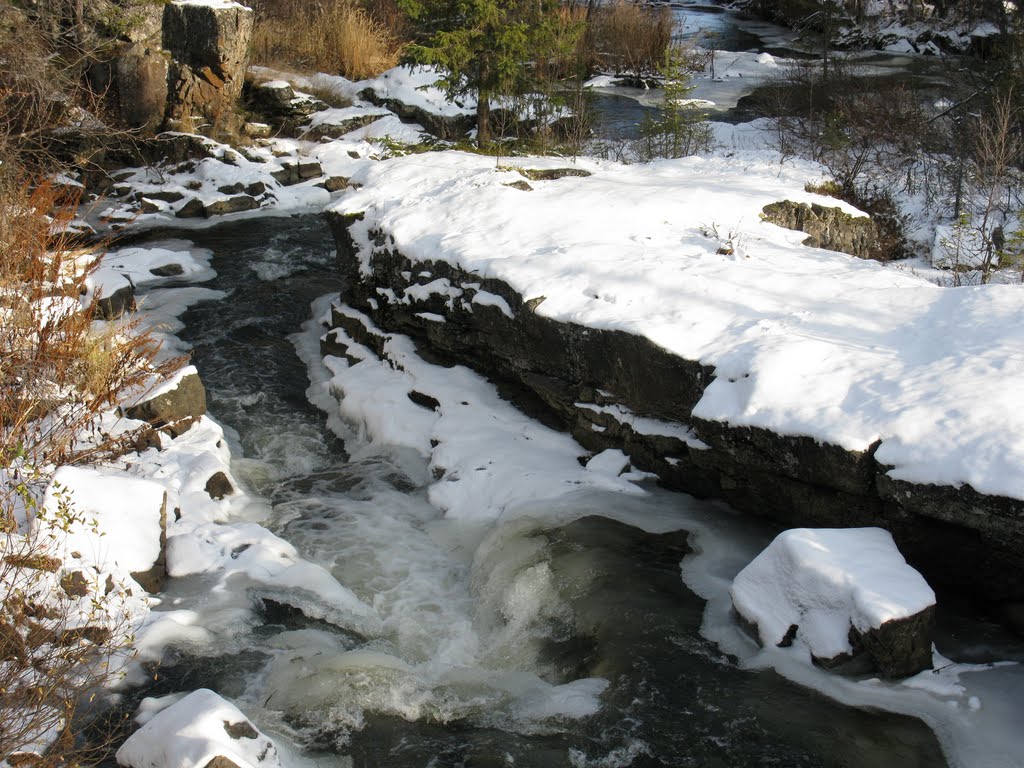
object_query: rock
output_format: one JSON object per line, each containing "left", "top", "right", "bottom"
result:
{"left": 125, "top": 370, "right": 207, "bottom": 437}
{"left": 205, "top": 471, "right": 234, "bottom": 500}
{"left": 176, "top": 197, "right": 207, "bottom": 218}
{"left": 271, "top": 160, "right": 322, "bottom": 186}
{"left": 130, "top": 492, "right": 168, "bottom": 594}
{"left": 328, "top": 209, "right": 1024, "bottom": 604}
{"left": 140, "top": 198, "right": 164, "bottom": 214}
{"left": 302, "top": 112, "right": 386, "bottom": 140}
{"left": 319, "top": 176, "right": 350, "bottom": 192}
{"left": 204, "top": 195, "right": 258, "bottom": 216}
{"left": 243, "top": 121, "right": 272, "bottom": 138}
{"left": 94, "top": 285, "right": 136, "bottom": 319}
{"left": 408, "top": 390, "right": 441, "bottom": 411}
{"left": 217, "top": 182, "right": 244, "bottom": 195}
{"left": 148, "top": 189, "right": 186, "bottom": 204}
{"left": 359, "top": 87, "right": 475, "bottom": 140}
{"left": 116, "top": 44, "right": 169, "bottom": 131}
{"left": 519, "top": 168, "right": 592, "bottom": 181}
{"left": 245, "top": 181, "right": 266, "bottom": 196}
{"left": 61, "top": 570, "right": 91, "bottom": 598}
{"left": 730, "top": 528, "right": 935, "bottom": 678}
{"left": 504, "top": 180, "right": 533, "bottom": 192}
{"left": 116, "top": 689, "right": 284, "bottom": 768}
{"left": 150, "top": 263, "right": 185, "bottom": 277}
{"left": 761, "top": 200, "right": 884, "bottom": 260}
{"left": 162, "top": 1, "right": 254, "bottom": 132}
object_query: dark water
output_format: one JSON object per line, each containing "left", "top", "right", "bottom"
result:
{"left": 121, "top": 215, "right": 958, "bottom": 768}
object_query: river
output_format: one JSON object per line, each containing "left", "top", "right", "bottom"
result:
{"left": 98, "top": 213, "right": 1022, "bottom": 768}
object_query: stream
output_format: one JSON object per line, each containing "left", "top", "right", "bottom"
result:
{"left": 107, "top": 213, "right": 1023, "bottom": 767}
{"left": 98, "top": 7, "right": 1024, "bottom": 767}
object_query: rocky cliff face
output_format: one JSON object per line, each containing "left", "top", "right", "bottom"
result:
{"left": 327, "top": 210, "right": 1024, "bottom": 609}
{"left": 92, "top": 0, "right": 253, "bottom": 134}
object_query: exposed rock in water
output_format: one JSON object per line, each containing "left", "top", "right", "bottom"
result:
{"left": 327, "top": 210, "right": 1024, "bottom": 606}
{"left": 125, "top": 371, "right": 207, "bottom": 437}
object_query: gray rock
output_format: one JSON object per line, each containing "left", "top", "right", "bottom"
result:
{"left": 204, "top": 195, "right": 258, "bottom": 216}
{"left": 761, "top": 200, "right": 887, "bottom": 261}
{"left": 116, "top": 44, "right": 169, "bottom": 131}
{"left": 130, "top": 492, "right": 168, "bottom": 594}
{"left": 125, "top": 371, "right": 207, "bottom": 437}
{"left": 176, "top": 197, "right": 206, "bottom": 218}
{"left": 326, "top": 209, "right": 1024, "bottom": 604}
{"left": 94, "top": 285, "right": 136, "bottom": 319}
{"left": 150, "top": 263, "right": 185, "bottom": 277}
{"left": 162, "top": 1, "right": 254, "bottom": 132}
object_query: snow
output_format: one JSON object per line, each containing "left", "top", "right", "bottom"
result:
{"left": 301, "top": 301, "right": 645, "bottom": 524}
{"left": 45, "top": 466, "right": 166, "bottom": 576}
{"left": 359, "top": 65, "right": 475, "bottom": 118}
{"left": 116, "top": 689, "right": 283, "bottom": 768}
{"left": 331, "top": 150, "right": 1024, "bottom": 500}
{"left": 729, "top": 528, "right": 936, "bottom": 660}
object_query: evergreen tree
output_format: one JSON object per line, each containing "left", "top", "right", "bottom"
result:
{"left": 639, "top": 44, "right": 712, "bottom": 160}
{"left": 400, "top": 0, "right": 582, "bottom": 146}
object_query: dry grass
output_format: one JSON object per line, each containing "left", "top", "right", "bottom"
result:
{"left": 250, "top": 0, "right": 406, "bottom": 81}
{"left": 585, "top": 1, "right": 673, "bottom": 80}
{"left": 0, "top": 178, "right": 182, "bottom": 764}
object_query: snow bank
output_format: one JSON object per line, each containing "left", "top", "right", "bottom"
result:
{"left": 331, "top": 150, "right": 1024, "bottom": 500}
{"left": 730, "top": 528, "right": 935, "bottom": 661}
{"left": 116, "top": 689, "right": 283, "bottom": 768}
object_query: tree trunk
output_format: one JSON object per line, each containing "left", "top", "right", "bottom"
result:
{"left": 477, "top": 92, "right": 491, "bottom": 147}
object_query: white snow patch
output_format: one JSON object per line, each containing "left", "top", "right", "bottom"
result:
{"left": 730, "top": 528, "right": 935, "bottom": 661}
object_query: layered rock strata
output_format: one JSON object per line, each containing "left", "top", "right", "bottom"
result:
{"left": 327, "top": 210, "right": 1024, "bottom": 607}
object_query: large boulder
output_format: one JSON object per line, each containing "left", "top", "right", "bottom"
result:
{"left": 730, "top": 527, "right": 936, "bottom": 678}
{"left": 116, "top": 44, "right": 170, "bottom": 131}
{"left": 116, "top": 689, "right": 283, "bottom": 768}
{"left": 761, "top": 200, "right": 884, "bottom": 260}
{"left": 125, "top": 367, "right": 207, "bottom": 437}
{"left": 162, "top": 0, "right": 254, "bottom": 132}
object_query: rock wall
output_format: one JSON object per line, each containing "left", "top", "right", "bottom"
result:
{"left": 93, "top": 0, "right": 253, "bottom": 134}
{"left": 327, "top": 211, "right": 1024, "bottom": 608}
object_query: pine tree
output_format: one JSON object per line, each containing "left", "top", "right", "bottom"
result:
{"left": 639, "top": 44, "right": 712, "bottom": 160}
{"left": 400, "top": 0, "right": 582, "bottom": 146}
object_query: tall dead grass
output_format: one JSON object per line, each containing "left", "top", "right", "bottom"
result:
{"left": 0, "top": 178, "right": 182, "bottom": 764}
{"left": 585, "top": 1, "right": 673, "bottom": 80}
{"left": 250, "top": 0, "right": 406, "bottom": 81}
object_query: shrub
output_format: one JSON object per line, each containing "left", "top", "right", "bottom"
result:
{"left": 1, "top": 180, "right": 181, "bottom": 762}
{"left": 585, "top": 1, "right": 673, "bottom": 82}
{"left": 249, "top": 0, "right": 406, "bottom": 80}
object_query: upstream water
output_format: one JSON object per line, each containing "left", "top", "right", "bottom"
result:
{"left": 112, "top": 213, "right": 1024, "bottom": 767}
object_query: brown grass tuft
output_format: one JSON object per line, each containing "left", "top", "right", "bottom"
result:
{"left": 250, "top": 0, "right": 406, "bottom": 81}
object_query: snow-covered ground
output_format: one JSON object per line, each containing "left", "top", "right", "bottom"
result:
{"left": 330, "top": 148, "right": 1024, "bottom": 501}
{"left": 9, "top": 55, "right": 1023, "bottom": 767}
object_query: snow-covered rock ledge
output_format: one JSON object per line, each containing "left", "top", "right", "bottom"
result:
{"left": 325, "top": 150, "right": 1024, "bottom": 606}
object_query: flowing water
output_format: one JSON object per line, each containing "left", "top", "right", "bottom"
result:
{"left": 109, "top": 214, "right": 1002, "bottom": 767}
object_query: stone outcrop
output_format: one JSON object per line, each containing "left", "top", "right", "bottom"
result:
{"left": 326, "top": 210, "right": 1024, "bottom": 607}
{"left": 125, "top": 371, "right": 207, "bottom": 437}
{"left": 761, "top": 200, "right": 882, "bottom": 260}
{"left": 358, "top": 87, "right": 475, "bottom": 141}
{"left": 97, "top": 1, "right": 253, "bottom": 134}
{"left": 162, "top": 1, "right": 254, "bottom": 132}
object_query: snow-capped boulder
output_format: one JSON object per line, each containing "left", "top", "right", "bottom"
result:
{"left": 126, "top": 366, "right": 207, "bottom": 437}
{"left": 116, "top": 689, "right": 283, "bottom": 768}
{"left": 730, "top": 527, "right": 935, "bottom": 678}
